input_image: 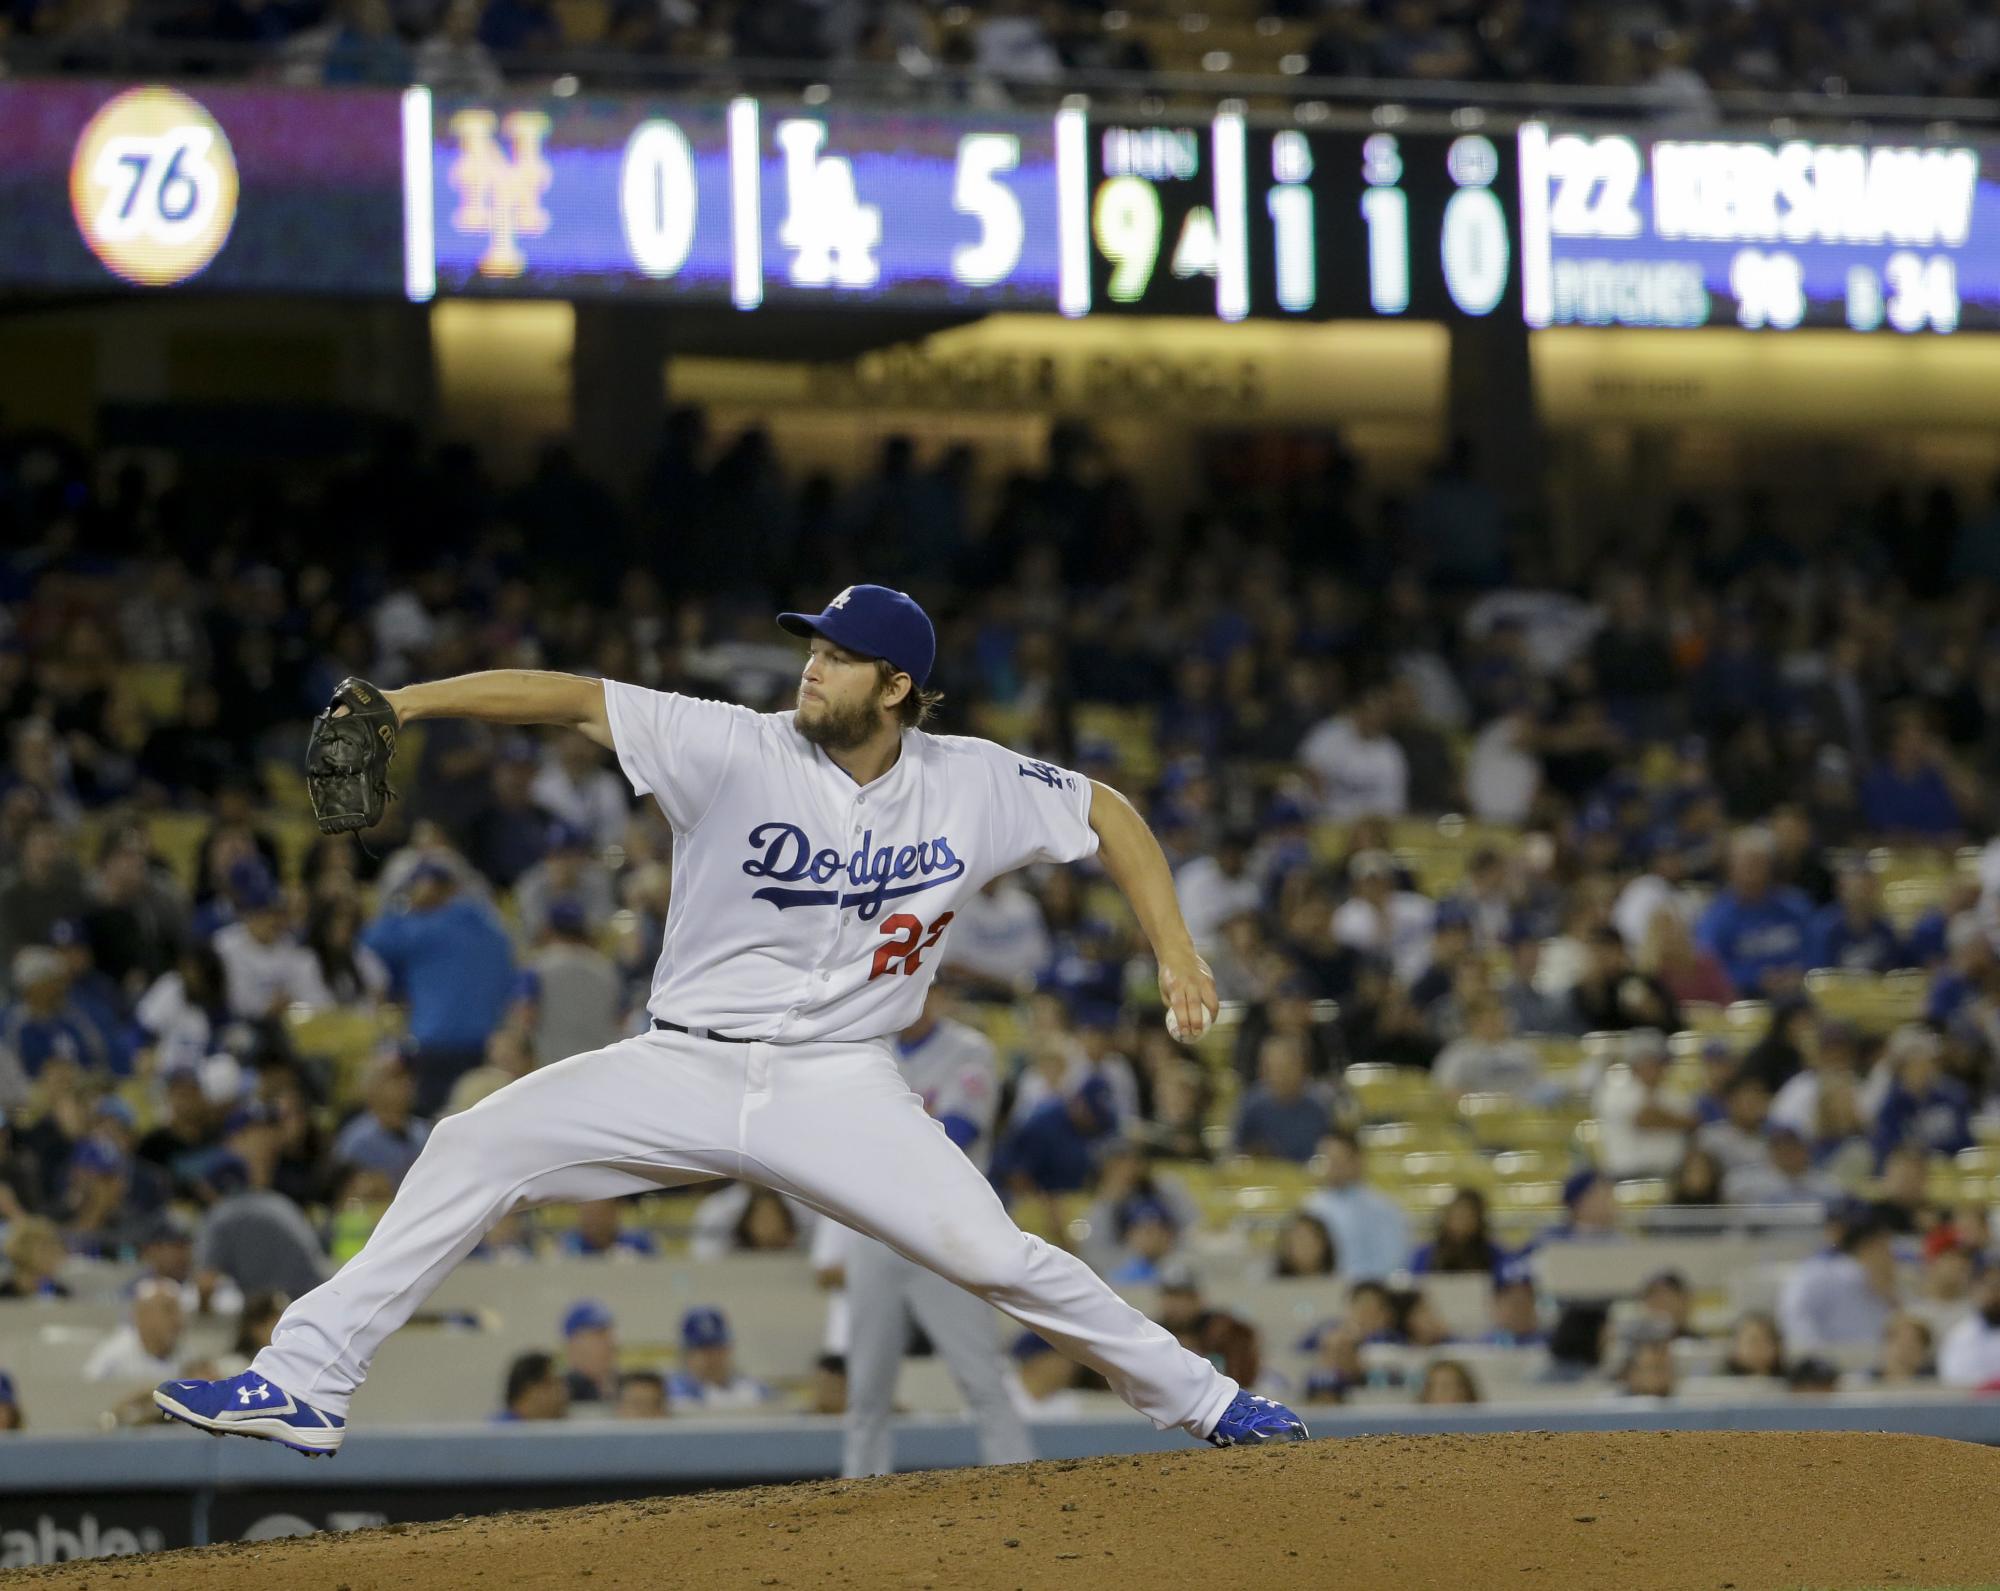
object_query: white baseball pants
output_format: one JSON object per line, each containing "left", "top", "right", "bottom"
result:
{"left": 252, "top": 1028, "right": 1236, "bottom": 1438}
{"left": 841, "top": 1230, "right": 1035, "bottom": 1477}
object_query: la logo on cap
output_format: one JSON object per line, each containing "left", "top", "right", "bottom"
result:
{"left": 829, "top": 587, "right": 855, "bottom": 609}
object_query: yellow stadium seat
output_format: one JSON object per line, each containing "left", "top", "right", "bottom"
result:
{"left": 1491, "top": 1149, "right": 1566, "bottom": 1183}
{"left": 143, "top": 812, "right": 211, "bottom": 893}
{"left": 1392, "top": 1182, "right": 1466, "bottom": 1215}
{"left": 286, "top": 1003, "right": 401, "bottom": 1074}
{"left": 1680, "top": 1002, "right": 1729, "bottom": 1036}
{"left": 1347, "top": 1064, "right": 1447, "bottom": 1123}
{"left": 1613, "top": 1179, "right": 1669, "bottom": 1208}
{"left": 118, "top": 662, "right": 186, "bottom": 721}
{"left": 1490, "top": 1181, "right": 1564, "bottom": 1214}
{"left": 1358, "top": 1120, "right": 1466, "bottom": 1155}
{"left": 1726, "top": 1000, "right": 1772, "bottom": 1037}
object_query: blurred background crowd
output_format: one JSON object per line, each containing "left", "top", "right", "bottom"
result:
{"left": 5, "top": 0, "right": 1999, "bottom": 105}
{"left": 4, "top": 392, "right": 2000, "bottom": 1435}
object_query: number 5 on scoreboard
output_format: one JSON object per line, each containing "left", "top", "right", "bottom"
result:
{"left": 952, "top": 134, "right": 1024, "bottom": 287}
{"left": 870, "top": 912, "right": 955, "bottom": 981}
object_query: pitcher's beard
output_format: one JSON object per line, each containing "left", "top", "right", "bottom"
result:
{"left": 796, "top": 692, "right": 876, "bottom": 751}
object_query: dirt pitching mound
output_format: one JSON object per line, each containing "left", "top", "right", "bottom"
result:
{"left": 12, "top": 1431, "right": 2000, "bottom": 1591}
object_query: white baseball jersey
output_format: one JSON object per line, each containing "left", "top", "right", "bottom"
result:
{"left": 895, "top": 1015, "right": 1000, "bottom": 1171}
{"left": 602, "top": 683, "right": 1099, "bottom": 1043}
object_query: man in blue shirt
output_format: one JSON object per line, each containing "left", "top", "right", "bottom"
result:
{"left": 0, "top": 946, "right": 116, "bottom": 1078}
{"left": 1300, "top": 1129, "right": 1411, "bottom": 1281}
{"left": 1233, "top": 1035, "right": 1337, "bottom": 1164}
{"left": 1860, "top": 715, "right": 1965, "bottom": 842}
{"left": 1807, "top": 867, "right": 1908, "bottom": 974}
{"left": 360, "top": 861, "right": 515, "bottom": 1116}
{"left": 331, "top": 1053, "right": 433, "bottom": 1188}
{"left": 1696, "top": 828, "right": 1814, "bottom": 996}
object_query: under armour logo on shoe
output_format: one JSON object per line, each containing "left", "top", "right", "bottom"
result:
{"left": 237, "top": 1382, "right": 273, "bottom": 1405}
{"left": 829, "top": 586, "right": 854, "bottom": 610}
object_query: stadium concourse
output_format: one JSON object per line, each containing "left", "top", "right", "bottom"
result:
{"left": 5, "top": 403, "right": 2000, "bottom": 1448}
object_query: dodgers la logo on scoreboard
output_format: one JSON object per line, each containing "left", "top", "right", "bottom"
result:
{"left": 741, "top": 822, "right": 965, "bottom": 919}
{"left": 69, "top": 86, "right": 240, "bottom": 286}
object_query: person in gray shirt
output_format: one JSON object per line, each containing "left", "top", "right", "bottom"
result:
{"left": 527, "top": 899, "right": 623, "bottom": 1068}
{"left": 194, "top": 1153, "right": 328, "bottom": 1303}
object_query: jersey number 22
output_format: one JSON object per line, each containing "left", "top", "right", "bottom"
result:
{"left": 870, "top": 912, "right": 955, "bottom": 981}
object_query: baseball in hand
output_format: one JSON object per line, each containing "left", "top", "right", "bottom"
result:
{"left": 1166, "top": 1007, "right": 1189, "bottom": 1041}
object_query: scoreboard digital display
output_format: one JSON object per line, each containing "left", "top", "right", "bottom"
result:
{"left": 1519, "top": 123, "right": 2000, "bottom": 333}
{"left": 1077, "top": 117, "right": 1518, "bottom": 321}
{"left": 423, "top": 92, "right": 1062, "bottom": 310}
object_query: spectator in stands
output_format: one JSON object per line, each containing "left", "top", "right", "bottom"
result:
{"left": 1722, "top": 1313, "right": 1787, "bottom": 1378}
{"left": 1723, "top": 1125, "right": 1842, "bottom": 1210}
{"left": 1696, "top": 828, "right": 1814, "bottom": 997}
{"left": 560, "top": 1299, "right": 621, "bottom": 1404}
{"left": 212, "top": 865, "right": 332, "bottom": 1020}
{"left": 1862, "top": 711, "right": 1968, "bottom": 842}
{"left": 1271, "top": 1211, "right": 1337, "bottom": 1279}
{"left": 63, "top": 1131, "right": 160, "bottom": 1257}
{"left": 1917, "top": 1226, "right": 1978, "bottom": 1310}
{"left": 1869, "top": 1024, "right": 1973, "bottom": 1167}
{"left": 133, "top": 944, "right": 231, "bottom": 1080}
{"left": 0, "top": 1041, "right": 28, "bottom": 1119}
{"left": 942, "top": 877, "right": 1051, "bottom": 1000}
{"left": 1738, "top": 997, "right": 1820, "bottom": 1095}
{"left": 0, "top": 1215, "right": 71, "bottom": 1300}
{"left": 1176, "top": 829, "right": 1263, "bottom": 958}
{"left": 1779, "top": 1212, "right": 1902, "bottom": 1353}
{"left": 80, "top": 827, "right": 182, "bottom": 1003}
{"left": 1333, "top": 850, "right": 1434, "bottom": 987}
{"left": 1233, "top": 1035, "right": 1337, "bottom": 1164}
{"left": 730, "top": 1188, "right": 799, "bottom": 1253}
{"left": 194, "top": 1151, "right": 328, "bottom": 1301}
{"left": 1569, "top": 927, "right": 1681, "bottom": 1035}
{"left": 332, "top": 1051, "right": 432, "bottom": 1187}
{"left": 1300, "top": 686, "right": 1409, "bottom": 824}
{"left": 0, "top": 819, "right": 88, "bottom": 993}
{"left": 305, "top": 893, "right": 388, "bottom": 1007}
{"left": 1497, "top": 923, "right": 1577, "bottom": 1036}
{"left": 133, "top": 1209, "right": 241, "bottom": 1319}
{"left": 1432, "top": 996, "right": 1542, "bottom": 1102}
{"left": 1482, "top": 1265, "right": 1545, "bottom": 1347}
{"left": 212, "top": 1291, "right": 289, "bottom": 1378}
{"left": 1415, "top": 1359, "right": 1482, "bottom": 1405}
{"left": 1301, "top": 1131, "right": 1411, "bottom": 1282}
{"left": 1939, "top": 1266, "right": 2000, "bottom": 1388}
{"left": 1877, "top": 1314, "right": 1937, "bottom": 1386}
{"left": 360, "top": 860, "right": 515, "bottom": 1115}
{"left": 414, "top": 0, "right": 503, "bottom": 93}
{"left": 1411, "top": 1187, "right": 1503, "bottom": 1277}
{"left": 1869, "top": 1144, "right": 1942, "bottom": 1236}
{"left": 616, "top": 1370, "right": 668, "bottom": 1420}
{"left": 1081, "top": 1140, "right": 1201, "bottom": 1272}
{"left": 532, "top": 731, "right": 628, "bottom": 852}
{"left": 444, "top": 1025, "right": 536, "bottom": 1116}
{"left": 1767, "top": 1018, "right": 1864, "bottom": 1138}
{"left": 527, "top": 898, "right": 621, "bottom": 1069}
{"left": 1004, "top": 1332, "right": 1084, "bottom": 1420}
{"left": 1541, "top": 1170, "right": 1619, "bottom": 1245}
{"left": 1636, "top": 1271, "right": 1699, "bottom": 1341}
{"left": 134, "top": 1063, "right": 218, "bottom": 1197}
{"left": 1107, "top": 1194, "right": 1184, "bottom": 1284}
{"left": 806, "top": 1354, "right": 847, "bottom": 1418}
{"left": 0, "top": 1371, "right": 21, "bottom": 1431}
{"left": 466, "top": 740, "right": 555, "bottom": 890}
{"left": 1697, "top": 1073, "right": 1774, "bottom": 1175}
{"left": 1154, "top": 1262, "right": 1263, "bottom": 1391}
{"left": 513, "top": 822, "right": 615, "bottom": 943}
{"left": 560, "top": 1196, "right": 660, "bottom": 1258}
{"left": 82, "top": 1278, "right": 186, "bottom": 1383}
{"left": 1636, "top": 904, "right": 1735, "bottom": 1010}
{"left": 2, "top": 945, "right": 115, "bottom": 1077}
{"left": 668, "top": 1307, "right": 773, "bottom": 1410}
{"left": 1593, "top": 1028, "right": 1697, "bottom": 1179}
{"left": 1539, "top": 1303, "right": 1612, "bottom": 1384}
{"left": 1808, "top": 866, "right": 1908, "bottom": 974}
{"left": 1617, "top": 1335, "right": 1677, "bottom": 1399}
{"left": 1656, "top": 1144, "right": 1726, "bottom": 1227}
{"left": 495, "top": 1352, "right": 569, "bottom": 1423}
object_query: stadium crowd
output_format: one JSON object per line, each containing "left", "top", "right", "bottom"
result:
{"left": 2, "top": 0, "right": 1997, "bottom": 103}
{"left": 4, "top": 405, "right": 2000, "bottom": 1431}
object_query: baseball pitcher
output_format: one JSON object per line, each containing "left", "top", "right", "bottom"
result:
{"left": 154, "top": 585, "right": 1307, "bottom": 1453}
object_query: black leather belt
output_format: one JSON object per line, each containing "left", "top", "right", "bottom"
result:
{"left": 652, "top": 1018, "right": 755, "bottom": 1045}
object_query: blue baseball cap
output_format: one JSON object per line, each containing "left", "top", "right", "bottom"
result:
{"left": 562, "top": 1298, "right": 615, "bottom": 1338}
{"left": 0, "top": 1371, "right": 15, "bottom": 1406}
{"left": 777, "top": 585, "right": 936, "bottom": 686}
{"left": 681, "top": 1306, "right": 731, "bottom": 1349}
{"left": 1561, "top": 1167, "right": 1606, "bottom": 1208}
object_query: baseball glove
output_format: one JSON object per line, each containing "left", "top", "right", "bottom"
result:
{"left": 305, "top": 677, "right": 400, "bottom": 835}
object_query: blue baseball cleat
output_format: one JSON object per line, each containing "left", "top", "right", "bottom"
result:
{"left": 153, "top": 1370, "right": 346, "bottom": 1457}
{"left": 1205, "top": 1390, "right": 1310, "bottom": 1448}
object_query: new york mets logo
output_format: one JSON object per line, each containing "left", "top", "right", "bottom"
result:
{"left": 741, "top": 823, "right": 965, "bottom": 920}
{"left": 448, "top": 109, "right": 552, "bottom": 278}
{"left": 1017, "top": 760, "right": 1073, "bottom": 790}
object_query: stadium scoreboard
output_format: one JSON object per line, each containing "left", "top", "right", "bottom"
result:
{"left": 0, "top": 79, "right": 1993, "bottom": 335}
{"left": 1519, "top": 123, "right": 2000, "bottom": 332}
